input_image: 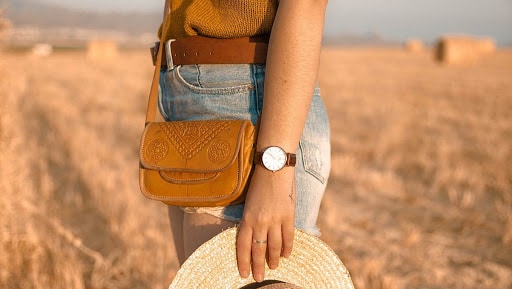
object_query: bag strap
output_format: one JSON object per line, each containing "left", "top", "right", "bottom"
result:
{"left": 145, "top": 0, "right": 171, "bottom": 124}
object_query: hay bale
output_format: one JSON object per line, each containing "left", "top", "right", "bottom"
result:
{"left": 31, "top": 43, "right": 53, "bottom": 57}
{"left": 86, "top": 40, "right": 119, "bottom": 62}
{"left": 405, "top": 39, "right": 423, "bottom": 52}
{"left": 435, "top": 35, "right": 496, "bottom": 64}
{"left": 0, "top": 10, "right": 11, "bottom": 40}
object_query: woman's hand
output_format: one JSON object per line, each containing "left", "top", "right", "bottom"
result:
{"left": 236, "top": 166, "right": 296, "bottom": 282}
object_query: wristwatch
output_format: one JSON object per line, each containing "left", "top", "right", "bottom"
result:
{"left": 254, "top": 146, "right": 296, "bottom": 172}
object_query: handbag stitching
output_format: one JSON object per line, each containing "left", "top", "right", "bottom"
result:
{"left": 160, "top": 121, "right": 230, "bottom": 160}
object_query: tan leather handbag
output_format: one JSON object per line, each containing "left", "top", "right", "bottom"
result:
{"left": 139, "top": 120, "right": 256, "bottom": 207}
{"left": 139, "top": 4, "right": 257, "bottom": 207}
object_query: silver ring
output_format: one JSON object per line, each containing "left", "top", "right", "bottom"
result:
{"left": 253, "top": 239, "right": 267, "bottom": 244}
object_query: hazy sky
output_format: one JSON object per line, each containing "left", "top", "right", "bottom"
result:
{"left": 43, "top": 0, "right": 512, "bottom": 45}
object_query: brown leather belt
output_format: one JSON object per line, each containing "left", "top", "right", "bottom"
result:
{"left": 151, "top": 36, "right": 269, "bottom": 67}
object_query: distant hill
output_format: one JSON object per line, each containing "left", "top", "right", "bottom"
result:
{"left": 0, "top": 0, "right": 402, "bottom": 47}
{"left": 0, "top": 0, "right": 161, "bottom": 34}
{"left": 323, "top": 32, "right": 401, "bottom": 46}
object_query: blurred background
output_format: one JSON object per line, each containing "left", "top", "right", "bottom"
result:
{"left": 1, "top": 1, "right": 511, "bottom": 288}
{"left": 1, "top": 0, "right": 511, "bottom": 48}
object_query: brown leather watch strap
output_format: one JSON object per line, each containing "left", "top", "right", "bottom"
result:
{"left": 287, "top": 153, "right": 297, "bottom": 167}
{"left": 254, "top": 152, "right": 297, "bottom": 167}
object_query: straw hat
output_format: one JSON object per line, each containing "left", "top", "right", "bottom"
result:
{"left": 169, "top": 227, "right": 355, "bottom": 289}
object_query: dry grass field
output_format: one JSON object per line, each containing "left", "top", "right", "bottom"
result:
{"left": 1, "top": 46, "right": 511, "bottom": 289}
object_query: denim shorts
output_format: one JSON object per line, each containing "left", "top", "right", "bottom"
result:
{"left": 159, "top": 64, "right": 331, "bottom": 236}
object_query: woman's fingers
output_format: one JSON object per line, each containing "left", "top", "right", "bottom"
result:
{"left": 281, "top": 222, "right": 294, "bottom": 258}
{"left": 267, "top": 226, "right": 282, "bottom": 269}
{"left": 236, "top": 224, "right": 252, "bottom": 279}
{"left": 236, "top": 224, "right": 269, "bottom": 282}
{"left": 237, "top": 224, "right": 293, "bottom": 282}
{"left": 250, "top": 231, "right": 268, "bottom": 282}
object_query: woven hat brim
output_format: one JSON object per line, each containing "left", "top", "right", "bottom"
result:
{"left": 169, "top": 227, "right": 355, "bottom": 289}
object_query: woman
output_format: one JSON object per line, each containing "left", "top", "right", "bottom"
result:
{"left": 158, "top": 0, "right": 330, "bottom": 283}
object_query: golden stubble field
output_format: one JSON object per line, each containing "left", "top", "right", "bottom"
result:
{"left": 1, "top": 46, "right": 511, "bottom": 289}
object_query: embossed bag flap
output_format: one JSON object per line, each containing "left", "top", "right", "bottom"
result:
{"left": 140, "top": 120, "right": 252, "bottom": 172}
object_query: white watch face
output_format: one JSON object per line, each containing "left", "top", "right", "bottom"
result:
{"left": 261, "top": 146, "right": 287, "bottom": 171}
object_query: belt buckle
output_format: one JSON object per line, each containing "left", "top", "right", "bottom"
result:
{"left": 165, "top": 39, "right": 176, "bottom": 68}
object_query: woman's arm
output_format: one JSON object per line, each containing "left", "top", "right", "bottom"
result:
{"left": 236, "top": 0, "right": 328, "bottom": 282}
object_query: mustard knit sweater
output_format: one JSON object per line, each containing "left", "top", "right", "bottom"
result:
{"left": 160, "top": 0, "right": 278, "bottom": 40}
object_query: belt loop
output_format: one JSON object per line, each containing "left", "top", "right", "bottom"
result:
{"left": 165, "top": 39, "right": 176, "bottom": 68}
